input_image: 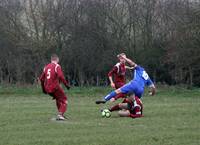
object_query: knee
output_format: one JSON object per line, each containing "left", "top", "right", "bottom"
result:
{"left": 115, "top": 89, "right": 121, "bottom": 94}
{"left": 118, "top": 103, "right": 123, "bottom": 109}
{"left": 118, "top": 110, "right": 123, "bottom": 117}
{"left": 118, "top": 110, "right": 130, "bottom": 117}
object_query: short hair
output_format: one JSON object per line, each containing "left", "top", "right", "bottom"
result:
{"left": 117, "top": 53, "right": 126, "bottom": 58}
{"left": 51, "top": 54, "right": 59, "bottom": 61}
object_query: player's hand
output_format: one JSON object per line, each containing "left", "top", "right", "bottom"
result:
{"left": 42, "top": 90, "right": 47, "bottom": 94}
{"left": 110, "top": 83, "right": 115, "bottom": 89}
{"left": 37, "top": 77, "right": 40, "bottom": 84}
{"left": 148, "top": 91, "right": 152, "bottom": 96}
{"left": 129, "top": 67, "right": 134, "bottom": 70}
{"left": 149, "top": 87, "right": 156, "bottom": 96}
{"left": 117, "top": 53, "right": 126, "bottom": 58}
{"left": 42, "top": 87, "right": 47, "bottom": 94}
{"left": 110, "top": 98, "right": 116, "bottom": 102}
{"left": 66, "top": 85, "right": 71, "bottom": 90}
{"left": 119, "top": 54, "right": 126, "bottom": 59}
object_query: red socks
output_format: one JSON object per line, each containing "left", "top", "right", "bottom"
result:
{"left": 110, "top": 104, "right": 120, "bottom": 112}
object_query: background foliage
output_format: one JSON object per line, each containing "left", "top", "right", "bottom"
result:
{"left": 0, "top": 0, "right": 199, "bottom": 87}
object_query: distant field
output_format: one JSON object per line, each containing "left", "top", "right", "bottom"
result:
{"left": 0, "top": 85, "right": 199, "bottom": 145}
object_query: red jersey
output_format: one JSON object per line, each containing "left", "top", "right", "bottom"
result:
{"left": 39, "top": 62, "right": 69, "bottom": 93}
{"left": 128, "top": 96, "right": 143, "bottom": 118}
{"left": 108, "top": 63, "right": 126, "bottom": 87}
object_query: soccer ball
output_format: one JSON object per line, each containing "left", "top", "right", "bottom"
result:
{"left": 101, "top": 109, "right": 111, "bottom": 118}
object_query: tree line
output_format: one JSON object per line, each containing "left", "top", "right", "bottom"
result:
{"left": 0, "top": 0, "right": 200, "bottom": 87}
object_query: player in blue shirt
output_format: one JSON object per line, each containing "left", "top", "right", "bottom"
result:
{"left": 96, "top": 54, "right": 156, "bottom": 104}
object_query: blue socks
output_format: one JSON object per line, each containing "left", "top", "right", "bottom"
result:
{"left": 104, "top": 91, "right": 117, "bottom": 101}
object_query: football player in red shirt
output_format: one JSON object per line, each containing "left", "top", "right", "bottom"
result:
{"left": 108, "top": 53, "right": 128, "bottom": 100}
{"left": 39, "top": 54, "right": 70, "bottom": 120}
{"left": 110, "top": 95, "right": 143, "bottom": 118}
{"left": 107, "top": 53, "right": 133, "bottom": 111}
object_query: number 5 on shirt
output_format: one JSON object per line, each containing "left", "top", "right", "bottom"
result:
{"left": 47, "top": 69, "right": 51, "bottom": 79}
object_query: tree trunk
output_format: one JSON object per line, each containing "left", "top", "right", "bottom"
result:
{"left": 96, "top": 75, "right": 99, "bottom": 86}
{"left": 188, "top": 66, "right": 193, "bottom": 87}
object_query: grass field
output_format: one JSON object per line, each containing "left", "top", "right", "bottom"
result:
{"left": 0, "top": 85, "right": 199, "bottom": 145}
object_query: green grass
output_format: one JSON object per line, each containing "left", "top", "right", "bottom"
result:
{"left": 0, "top": 85, "right": 199, "bottom": 145}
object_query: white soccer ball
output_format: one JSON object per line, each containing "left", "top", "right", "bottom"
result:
{"left": 101, "top": 109, "right": 111, "bottom": 118}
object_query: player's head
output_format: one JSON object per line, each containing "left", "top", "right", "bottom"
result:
{"left": 127, "top": 93, "right": 135, "bottom": 101}
{"left": 117, "top": 53, "right": 126, "bottom": 63}
{"left": 51, "top": 54, "right": 59, "bottom": 63}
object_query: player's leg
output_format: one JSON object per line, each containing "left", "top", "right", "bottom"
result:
{"left": 122, "top": 98, "right": 130, "bottom": 103}
{"left": 96, "top": 82, "right": 133, "bottom": 104}
{"left": 104, "top": 88, "right": 121, "bottom": 101}
{"left": 114, "top": 93, "right": 126, "bottom": 100}
{"left": 118, "top": 110, "right": 131, "bottom": 117}
{"left": 119, "top": 81, "right": 136, "bottom": 95}
{"left": 48, "top": 92, "right": 65, "bottom": 120}
{"left": 56, "top": 97, "right": 67, "bottom": 114}
{"left": 54, "top": 87, "right": 68, "bottom": 120}
{"left": 110, "top": 83, "right": 126, "bottom": 101}
{"left": 109, "top": 95, "right": 132, "bottom": 112}
{"left": 49, "top": 93, "right": 56, "bottom": 100}
{"left": 96, "top": 81, "right": 135, "bottom": 104}
{"left": 115, "top": 82, "right": 125, "bottom": 89}
{"left": 118, "top": 102, "right": 142, "bottom": 118}
{"left": 118, "top": 103, "right": 129, "bottom": 109}
{"left": 109, "top": 103, "right": 120, "bottom": 112}
{"left": 95, "top": 88, "right": 121, "bottom": 104}
{"left": 134, "top": 87, "right": 144, "bottom": 99}
{"left": 111, "top": 82, "right": 127, "bottom": 101}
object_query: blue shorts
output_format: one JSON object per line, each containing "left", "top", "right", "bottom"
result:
{"left": 120, "top": 81, "right": 144, "bottom": 98}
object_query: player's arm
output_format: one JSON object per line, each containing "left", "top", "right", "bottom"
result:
{"left": 39, "top": 72, "right": 45, "bottom": 82}
{"left": 129, "top": 113, "right": 143, "bottom": 118}
{"left": 108, "top": 66, "right": 118, "bottom": 89}
{"left": 149, "top": 84, "right": 156, "bottom": 96}
{"left": 108, "top": 76, "right": 115, "bottom": 89}
{"left": 147, "top": 79, "right": 156, "bottom": 96}
{"left": 125, "top": 66, "right": 134, "bottom": 70}
{"left": 39, "top": 67, "right": 45, "bottom": 82}
{"left": 56, "top": 65, "right": 70, "bottom": 90}
{"left": 120, "top": 55, "right": 137, "bottom": 67}
{"left": 113, "top": 93, "right": 123, "bottom": 100}
{"left": 39, "top": 68, "right": 47, "bottom": 94}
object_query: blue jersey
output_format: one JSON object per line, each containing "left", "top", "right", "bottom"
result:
{"left": 132, "top": 65, "right": 153, "bottom": 89}
{"left": 119, "top": 65, "right": 153, "bottom": 98}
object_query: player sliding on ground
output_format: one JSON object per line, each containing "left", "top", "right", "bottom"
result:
{"left": 96, "top": 54, "right": 156, "bottom": 104}
{"left": 109, "top": 95, "right": 143, "bottom": 118}
{"left": 39, "top": 54, "right": 70, "bottom": 121}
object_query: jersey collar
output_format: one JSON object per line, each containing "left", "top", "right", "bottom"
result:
{"left": 51, "top": 61, "right": 58, "bottom": 65}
